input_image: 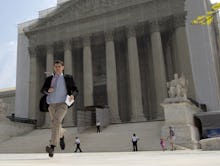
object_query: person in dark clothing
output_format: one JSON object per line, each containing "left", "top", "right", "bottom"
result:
{"left": 96, "top": 120, "right": 101, "bottom": 133}
{"left": 131, "top": 133, "right": 139, "bottom": 151}
{"left": 74, "top": 137, "right": 82, "bottom": 152}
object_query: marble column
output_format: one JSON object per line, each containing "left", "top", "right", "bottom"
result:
{"left": 173, "top": 15, "right": 195, "bottom": 98}
{"left": 105, "top": 31, "right": 121, "bottom": 123}
{"left": 64, "top": 40, "right": 73, "bottom": 75}
{"left": 150, "top": 22, "right": 167, "bottom": 120}
{"left": 83, "top": 36, "right": 94, "bottom": 106}
{"left": 171, "top": 32, "right": 180, "bottom": 75}
{"left": 165, "top": 40, "right": 174, "bottom": 81}
{"left": 46, "top": 44, "right": 54, "bottom": 75}
{"left": 63, "top": 40, "right": 75, "bottom": 126}
{"left": 127, "top": 26, "right": 146, "bottom": 122}
{"left": 44, "top": 44, "right": 54, "bottom": 128}
{"left": 28, "top": 47, "right": 38, "bottom": 120}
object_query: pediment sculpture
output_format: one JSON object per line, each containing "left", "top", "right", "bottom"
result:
{"left": 28, "top": 0, "right": 150, "bottom": 31}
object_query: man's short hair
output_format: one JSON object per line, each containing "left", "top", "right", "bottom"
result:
{"left": 54, "top": 60, "right": 64, "bottom": 66}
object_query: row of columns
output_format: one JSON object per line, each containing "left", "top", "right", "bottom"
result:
{"left": 29, "top": 19, "right": 192, "bottom": 125}
{"left": 73, "top": 24, "right": 166, "bottom": 123}
{"left": 45, "top": 41, "right": 75, "bottom": 127}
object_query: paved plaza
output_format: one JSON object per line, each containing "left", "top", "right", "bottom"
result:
{"left": 0, "top": 151, "right": 219, "bottom": 166}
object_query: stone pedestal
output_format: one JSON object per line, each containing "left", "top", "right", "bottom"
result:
{"left": 161, "top": 98, "right": 201, "bottom": 149}
{"left": 199, "top": 137, "right": 220, "bottom": 150}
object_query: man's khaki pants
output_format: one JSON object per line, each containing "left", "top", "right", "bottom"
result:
{"left": 48, "top": 103, "right": 67, "bottom": 146}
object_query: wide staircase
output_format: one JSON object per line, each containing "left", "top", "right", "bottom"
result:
{"left": 0, "top": 121, "right": 164, "bottom": 153}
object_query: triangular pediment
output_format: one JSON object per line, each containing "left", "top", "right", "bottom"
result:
{"left": 27, "top": 0, "right": 152, "bottom": 32}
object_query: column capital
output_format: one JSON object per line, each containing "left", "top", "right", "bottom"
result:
{"left": 64, "top": 39, "right": 72, "bottom": 50}
{"left": 83, "top": 35, "right": 91, "bottom": 47}
{"left": 46, "top": 44, "right": 54, "bottom": 54}
{"left": 173, "top": 13, "right": 186, "bottom": 29}
{"left": 126, "top": 26, "right": 137, "bottom": 38}
{"left": 28, "top": 47, "right": 37, "bottom": 57}
{"left": 105, "top": 31, "right": 114, "bottom": 42}
{"left": 149, "top": 21, "right": 160, "bottom": 33}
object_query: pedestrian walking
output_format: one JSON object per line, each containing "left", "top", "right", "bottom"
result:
{"left": 40, "top": 60, "right": 78, "bottom": 157}
{"left": 167, "top": 126, "right": 175, "bottom": 151}
{"left": 131, "top": 133, "right": 139, "bottom": 151}
{"left": 96, "top": 120, "right": 101, "bottom": 133}
{"left": 74, "top": 137, "right": 82, "bottom": 152}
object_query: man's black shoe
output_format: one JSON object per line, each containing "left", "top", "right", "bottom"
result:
{"left": 60, "top": 136, "right": 65, "bottom": 150}
{"left": 46, "top": 146, "right": 54, "bottom": 157}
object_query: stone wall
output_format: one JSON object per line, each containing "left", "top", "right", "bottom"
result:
{"left": 77, "top": 107, "right": 109, "bottom": 132}
{"left": 0, "top": 88, "right": 15, "bottom": 115}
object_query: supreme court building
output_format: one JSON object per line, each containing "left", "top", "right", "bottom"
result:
{"left": 15, "top": 0, "right": 220, "bottom": 127}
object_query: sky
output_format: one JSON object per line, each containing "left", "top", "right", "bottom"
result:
{"left": 0, "top": 0, "right": 219, "bottom": 89}
{"left": 0, "top": 0, "right": 57, "bottom": 89}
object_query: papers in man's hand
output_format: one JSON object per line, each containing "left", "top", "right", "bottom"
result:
{"left": 65, "top": 95, "right": 75, "bottom": 106}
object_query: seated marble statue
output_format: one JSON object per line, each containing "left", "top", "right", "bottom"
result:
{"left": 167, "top": 73, "right": 188, "bottom": 99}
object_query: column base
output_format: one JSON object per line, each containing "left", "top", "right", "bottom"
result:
{"left": 62, "top": 121, "right": 75, "bottom": 127}
{"left": 42, "top": 112, "right": 51, "bottom": 128}
{"left": 110, "top": 113, "right": 121, "bottom": 124}
{"left": 130, "top": 115, "right": 147, "bottom": 122}
{"left": 110, "top": 118, "right": 121, "bottom": 124}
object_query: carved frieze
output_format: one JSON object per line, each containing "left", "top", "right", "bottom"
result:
{"left": 27, "top": 0, "right": 152, "bottom": 32}
{"left": 26, "top": 0, "right": 186, "bottom": 47}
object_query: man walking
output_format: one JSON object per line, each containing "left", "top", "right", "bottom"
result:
{"left": 131, "top": 133, "right": 139, "bottom": 151}
{"left": 96, "top": 120, "right": 101, "bottom": 133}
{"left": 41, "top": 60, "right": 78, "bottom": 157}
{"left": 74, "top": 137, "right": 82, "bottom": 152}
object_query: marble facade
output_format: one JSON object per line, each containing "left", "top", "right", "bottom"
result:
{"left": 14, "top": 0, "right": 220, "bottom": 127}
